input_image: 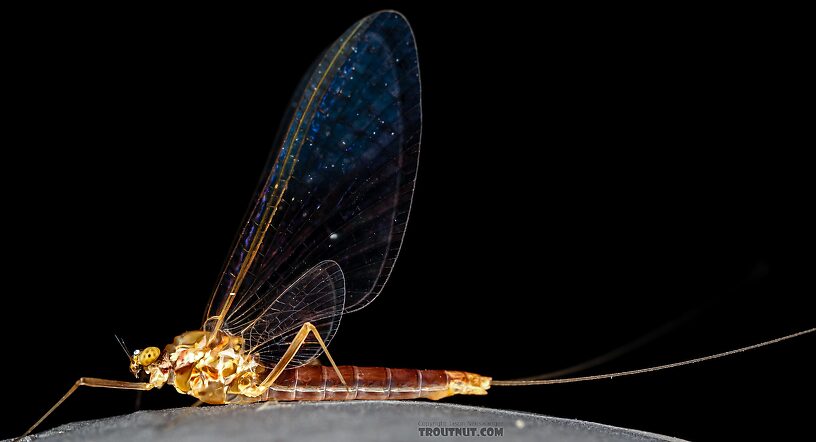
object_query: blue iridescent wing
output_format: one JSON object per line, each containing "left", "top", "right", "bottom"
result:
{"left": 203, "top": 11, "right": 421, "bottom": 365}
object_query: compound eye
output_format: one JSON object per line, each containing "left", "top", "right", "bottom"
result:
{"left": 138, "top": 347, "right": 160, "bottom": 366}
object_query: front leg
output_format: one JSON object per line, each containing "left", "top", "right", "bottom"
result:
{"left": 23, "top": 378, "right": 153, "bottom": 437}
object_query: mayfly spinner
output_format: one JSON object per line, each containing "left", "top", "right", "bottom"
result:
{"left": 23, "top": 10, "right": 814, "bottom": 438}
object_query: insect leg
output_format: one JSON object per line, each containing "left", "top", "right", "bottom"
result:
{"left": 259, "top": 322, "right": 348, "bottom": 392}
{"left": 23, "top": 378, "right": 153, "bottom": 437}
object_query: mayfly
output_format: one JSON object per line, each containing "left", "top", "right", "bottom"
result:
{"left": 23, "top": 10, "right": 814, "bottom": 438}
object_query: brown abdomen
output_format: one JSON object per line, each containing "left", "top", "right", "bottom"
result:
{"left": 264, "top": 366, "right": 490, "bottom": 401}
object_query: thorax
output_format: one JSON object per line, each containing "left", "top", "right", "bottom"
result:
{"left": 146, "top": 330, "right": 268, "bottom": 404}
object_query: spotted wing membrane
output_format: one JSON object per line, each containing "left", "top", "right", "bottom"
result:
{"left": 203, "top": 11, "right": 421, "bottom": 367}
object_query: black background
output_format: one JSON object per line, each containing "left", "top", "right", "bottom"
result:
{"left": 4, "top": 2, "right": 812, "bottom": 441}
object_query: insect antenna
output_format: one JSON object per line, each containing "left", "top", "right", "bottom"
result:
{"left": 114, "top": 334, "right": 131, "bottom": 361}
{"left": 491, "top": 327, "right": 815, "bottom": 386}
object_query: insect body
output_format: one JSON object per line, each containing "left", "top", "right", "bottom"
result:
{"left": 22, "top": 12, "right": 490, "bottom": 436}
{"left": 134, "top": 329, "right": 489, "bottom": 406}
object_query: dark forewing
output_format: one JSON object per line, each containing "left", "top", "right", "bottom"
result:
{"left": 203, "top": 11, "right": 421, "bottom": 364}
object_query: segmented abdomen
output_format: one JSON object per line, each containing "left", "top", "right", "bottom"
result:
{"left": 263, "top": 366, "right": 490, "bottom": 401}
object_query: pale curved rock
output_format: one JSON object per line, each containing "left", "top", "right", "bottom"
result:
{"left": 14, "top": 401, "right": 684, "bottom": 442}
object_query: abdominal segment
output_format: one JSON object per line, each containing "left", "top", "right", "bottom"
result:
{"left": 260, "top": 366, "right": 491, "bottom": 402}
